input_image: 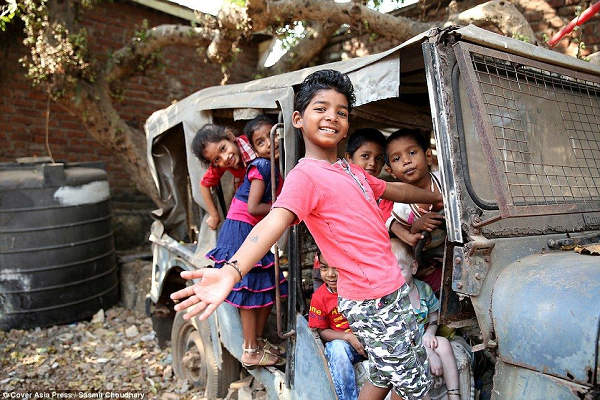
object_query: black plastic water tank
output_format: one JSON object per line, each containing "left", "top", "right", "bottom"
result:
{"left": 0, "top": 161, "right": 118, "bottom": 330}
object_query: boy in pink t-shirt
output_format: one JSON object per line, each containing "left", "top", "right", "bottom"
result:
{"left": 172, "top": 69, "right": 443, "bottom": 400}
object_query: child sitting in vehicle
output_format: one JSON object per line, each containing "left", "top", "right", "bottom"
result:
{"left": 392, "top": 239, "right": 460, "bottom": 400}
{"left": 309, "top": 251, "right": 366, "bottom": 400}
{"left": 172, "top": 69, "right": 443, "bottom": 400}
{"left": 384, "top": 128, "right": 445, "bottom": 294}
{"left": 192, "top": 124, "right": 257, "bottom": 230}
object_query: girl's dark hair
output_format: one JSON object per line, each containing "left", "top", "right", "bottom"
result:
{"left": 384, "top": 129, "right": 429, "bottom": 165}
{"left": 191, "top": 124, "right": 237, "bottom": 167}
{"left": 346, "top": 128, "right": 386, "bottom": 157}
{"left": 294, "top": 69, "right": 356, "bottom": 115}
{"left": 243, "top": 114, "right": 275, "bottom": 146}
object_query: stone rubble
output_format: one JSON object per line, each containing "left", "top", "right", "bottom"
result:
{"left": 0, "top": 306, "right": 266, "bottom": 400}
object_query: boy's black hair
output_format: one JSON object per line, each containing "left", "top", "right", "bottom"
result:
{"left": 346, "top": 128, "right": 386, "bottom": 157}
{"left": 191, "top": 123, "right": 237, "bottom": 167}
{"left": 294, "top": 69, "right": 356, "bottom": 115}
{"left": 243, "top": 114, "right": 275, "bottom": 146}
{"left": 384, "top": 128, "right": 429, "bottom": 166}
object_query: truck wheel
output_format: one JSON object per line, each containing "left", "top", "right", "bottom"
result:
{"left": 171, "top": 311, "right": 240, "bottom": 398}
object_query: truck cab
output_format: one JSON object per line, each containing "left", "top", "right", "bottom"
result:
{"left": 144, "top": 25, "right": 600, "bottom": 399}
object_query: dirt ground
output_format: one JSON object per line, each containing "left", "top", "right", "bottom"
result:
{"left": 0, "top": 306, "right": 259, "bottom": 400}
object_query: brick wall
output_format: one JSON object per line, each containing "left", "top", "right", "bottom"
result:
{"left": 0, "top": 0, "right": 260, "bottom": 211}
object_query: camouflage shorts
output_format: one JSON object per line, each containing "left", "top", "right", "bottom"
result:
{"left": 338, "top": 284, "right": 432, "bottom": 400}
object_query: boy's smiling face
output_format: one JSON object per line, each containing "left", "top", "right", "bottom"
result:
{"left": 292, "top": 89, "right": 349, "bottom": 155}
{"left": 318, "top": 254, "right": 338, "bottom": 293}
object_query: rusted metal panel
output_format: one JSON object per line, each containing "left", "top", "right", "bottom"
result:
{"left": 215, "top": 304, "right": 338, "bottom": 400}
{"left": 492, "top": 360, "right": 593, "bottom": 400}
{"left": 439, "top": 243, "right": 477, "bottom": 325}
{"left": 492, "top": 253, "right": 600, "bottom": 386}
{"left": 423, "top": 41, "right": 464, "bottom": 244}
{"left": 451, "top": 237, "right": 495, "bottom": 296}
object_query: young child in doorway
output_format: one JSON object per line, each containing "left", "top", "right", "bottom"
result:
{"left": 309, "top": 251, "right": 367, "bottom": 400}
{"left": 344, "top": 128, "right": 392, "bottom": 220}
{"left": 172, "top": 69, "right": 443, "bottom": 400}
{"left": 392, "top": 239, "right": 460, "bottom": 400}
{"left": 201, "top": 117, "right": 287, "bottom": 369}
{"left": 384, "top": 129, "right": 446, "bottom": 294}
{"left": 192, "top": 124, "right": 257, "bottom": 230}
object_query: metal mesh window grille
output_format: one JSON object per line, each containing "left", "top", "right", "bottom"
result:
{"left": 456, "top": 42, "right": 600, "bottom": 217}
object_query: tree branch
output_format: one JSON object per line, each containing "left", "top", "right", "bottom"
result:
{"left": 58, "top": 80, "right": 159, "bottom": 202}
{"left": 449, "top": 0, "right": 537, "bottom": 44}
{"left": 105, "top": 25, "right": 215, "bottom": 83}
{"left": 512, "top": 0, "right": 564, "bottom": 31}
{"left": 249, "top": 0, "right": 435, "bottom": 42}
{"left": 267, "top": 21, "right": 340, "bottom": 75}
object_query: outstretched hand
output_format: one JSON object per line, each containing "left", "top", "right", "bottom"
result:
{"left": 170, "top": 268, "right": 236, "bottom": 321}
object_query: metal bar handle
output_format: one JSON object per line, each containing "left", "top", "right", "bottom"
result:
{"left": 270, "top": 122, "right": 296, "bottom": 340}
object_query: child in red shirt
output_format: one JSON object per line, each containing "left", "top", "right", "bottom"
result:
{"left": 309, "top": 251, "right": 366, "bottom": 400}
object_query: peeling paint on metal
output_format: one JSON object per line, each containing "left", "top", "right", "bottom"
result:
{"left": 274, "top": 372, "right": 291, "bottom": 400}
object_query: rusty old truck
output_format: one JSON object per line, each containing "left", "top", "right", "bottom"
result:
{"left": 144, "top": 25, "right": 600, "bottom": 400}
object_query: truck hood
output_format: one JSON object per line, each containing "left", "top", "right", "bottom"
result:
{"left": 492, "top": 252, "right": 599, "bottom": 387}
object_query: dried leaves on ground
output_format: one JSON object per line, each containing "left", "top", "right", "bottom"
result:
{"left": 0, "top": 307, "right": 204, "bottom": 399}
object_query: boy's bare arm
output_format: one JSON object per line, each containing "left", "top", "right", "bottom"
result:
{"left": 389, "top": 220, "right": 423, "bottom": 247}
{"left": 230, "top": 207, "right": 295, "bottom": 269}
{"left": 171, "top": 207, "right": 296, "bottom": 320}
{"left": 410, "top": 213, "right": 445, "bottom": 233}
{"left": 318, "top": 328, "right": 349, "bottom": 342}
{"left": 382, "top": 182, "right": 443, "bottom": 211}
{"left": 423, "top": 310, "right": 440, "bottom": 349}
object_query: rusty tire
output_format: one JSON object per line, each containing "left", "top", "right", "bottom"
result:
{"left": 171, "top": 311, "right": 239, "bottom": 398}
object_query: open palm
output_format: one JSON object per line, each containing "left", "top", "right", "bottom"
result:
{"left": 171, "top": 268, "right": 236, "bottom": 320}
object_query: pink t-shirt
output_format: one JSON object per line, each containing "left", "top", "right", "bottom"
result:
{"left": 273, "top": 158, "right": 404, "bottom": 301}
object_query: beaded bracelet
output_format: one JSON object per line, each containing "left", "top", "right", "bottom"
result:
{"left": 224, "top": 260, "right": 243, "bottom": 282}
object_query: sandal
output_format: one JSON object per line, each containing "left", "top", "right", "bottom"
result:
{"left": 257, "top": 337, "right": 286, "bottom": 356}
{"left": 447, "top": 388, "right": 460, "bottom": 399}
{"left": 241, "top": 347, "right": 285, "bottom": 370}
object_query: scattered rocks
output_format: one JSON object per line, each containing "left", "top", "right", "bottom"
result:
{"left": 0, "top": 306, "right": 268, "bottom": 400}
{"left": 126, "top": 324, "right": 140, "bottom": 338}
{"left": 0, "top": 307, "right": 198, "bottom": 398}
